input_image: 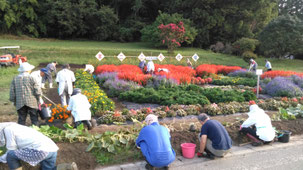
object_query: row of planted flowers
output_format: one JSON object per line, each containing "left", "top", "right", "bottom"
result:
{"left": 48, "top": 70, "right": 115, "bottom": 122}
{"left": 97, "top": 97, "right": 303, "bottom": 124}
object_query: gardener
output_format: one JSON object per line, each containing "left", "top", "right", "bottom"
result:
{"left": 146, "top": 60, "right": 155, "bottom": 74}
{"left": 55, "top": 64, "right": 76, "bottom": 106}
{"left": 10, "top": 62, "right": 42, "bottom": 126}
{"left": 187, "top": 58, "right": 193, "bottom": 69}
{"left": 83, "top": 64, "right": 94, "bottom": 74}
{"left": 265, "top": 59, "right": 272, "bottom": 71}
{"left": 138, "top": 60, "right": 146, "bottom": 72}
{"left": 31, "top": 68, "right": 48, "bottom": 89}
{"left": 67, "top": 88, "right": 92, "bottom": 130}
{"left": 0, "top": 122, "right": 59, "bottom": 170}
{"left": 239, "top": 104, "right": 275, "bottom": 146}
{"left": 248, "top": 59, "right": 258, "bottom": 72}
{"left": 197, "top": 113, "right": 232, "bottom": 159}
{"left": 136, "top": 114, "right": 175, "bottom": 169}
{"left": 42, "top": 61, "right": 58, "bottom": 89}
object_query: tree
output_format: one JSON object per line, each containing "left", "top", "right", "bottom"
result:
{"left": 158, "top": 21, "right": 186, "bottom": 53}
{"left": 141, "top": 12, "right": 197, "bottom": 47}
{"left": 279, "top": 0, "right": 303, "bottom": 19}
{"left": 258, "top": 14, "right": 303, "bottom": 58}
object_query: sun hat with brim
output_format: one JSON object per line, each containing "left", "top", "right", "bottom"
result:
{"left": 18, "top": 62, "right": 35, "bottom": 72}
{"left": 40, "top": 68, "right": 48, "bottom": 73}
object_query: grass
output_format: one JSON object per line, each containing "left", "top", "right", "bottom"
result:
{"left": 0, "top": 35, "right": 303, "bottom": 103}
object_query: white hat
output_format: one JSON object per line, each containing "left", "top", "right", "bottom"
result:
{"left": 18, "top": 62, "right": 35, "bottom": 72}
{"left": 145, "top": 114, "right": 158, "bottom": 125}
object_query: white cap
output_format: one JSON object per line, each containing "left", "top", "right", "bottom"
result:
{"left": 18, "top": 62, "right": 35, "bottom": 72}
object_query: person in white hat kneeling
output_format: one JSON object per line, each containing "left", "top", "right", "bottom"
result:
{"left": 9, "top": 62, "right": 42, "bottom": 126}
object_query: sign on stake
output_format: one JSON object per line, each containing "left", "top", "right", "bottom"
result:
{"left": 192, "top": 53, "right": 199, "bottom": 62}
{"left": 158, "top": 53, "right": 165, "bottom": 62}
{"left": 138, "top": 52, "right": 146, "bottom": 61}
{"left": 175, "top": 53, "right": 183, "bottom": 61}
{"left": 95, "top": 51, "right": 105, "bottom": 61}
{"left": 117, "top": 52, "right": 126, "bottom": 62}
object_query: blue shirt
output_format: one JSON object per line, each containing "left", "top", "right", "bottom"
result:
{"left": 200, "top": 120, "right": 232, "bottom": 150}
{"left": 136, "top": 122, "right": 175, "bottom": 167}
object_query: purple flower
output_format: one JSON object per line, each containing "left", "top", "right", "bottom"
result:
{"left": 146, "top": 75, "right": 178, "bottom": 89}
{"left": 228, "top": 69, "right": 256, "bottom": 78}
{"left": 265, "top": 76, "right": 303, "bottom": 97}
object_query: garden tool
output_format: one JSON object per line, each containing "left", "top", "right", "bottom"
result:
{"left": 42, "top": 94, "right": 56, "bottom": 105}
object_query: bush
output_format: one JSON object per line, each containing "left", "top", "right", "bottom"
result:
{"left": 242, "top": 51, "right": 258, "bottom": 62}
{"left": 228, "top": 69, "right": 257, "bottom": 78}
{"left": 210, "top": 42, "right": 225, "bottom": 53}
{"left": 232, "top": 38, "right": 260, "bottom": 55}
{"left": 212, "top": 77, "right": 257, "bottom": 87}
{"left": 264, "top": 77, "right": 303, "bottom": 97}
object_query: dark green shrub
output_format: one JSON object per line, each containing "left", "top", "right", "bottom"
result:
{"left": 233, "top": 38, "right": 259, "bottom": 55}
{"left": 242, "top": 51, "right": 258, "bottom": 62}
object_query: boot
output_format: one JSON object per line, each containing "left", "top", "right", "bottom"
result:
{"left": 49, "top": 83, "right": 53, "bottom": 88}
{"left": 41, "top": 83, "right": 45, "bottom": 89}
{"left": 246, "top": 134, "right": 263, "bottom": 146}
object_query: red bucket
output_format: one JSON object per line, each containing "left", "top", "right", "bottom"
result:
{"left": 181, "top": 143, "right": 196, "bottom": 159}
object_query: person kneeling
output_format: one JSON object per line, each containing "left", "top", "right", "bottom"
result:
{"left": 67, "top": 88, "right": 93, "bottom": 130}
{"left": 240, "top": 104, "right": 275, "bottom": 146}
{"left": 136, "top": 114, "right": 175, "bottom": 169}
{"left": 0, "top": 122, "right": 58, "bottom": 170}
{"left": 197, "top": 113, "right": 232, "bottom": 159}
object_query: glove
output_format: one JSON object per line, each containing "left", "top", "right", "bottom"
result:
{"left": 239, "top": 125, "right": 242, "bottom": 130}
{"left": 197, "top": 152, "right": 203, "bottom": 157}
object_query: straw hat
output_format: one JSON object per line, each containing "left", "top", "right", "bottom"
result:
{"left": 18, "top": 62, "right": 35, "bottom": 72}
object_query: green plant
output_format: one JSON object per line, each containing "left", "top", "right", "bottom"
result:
{"left": 242, "top": 51, "right": 258, "bottom": 62}
{"left": 232, "top": 38, "right": 259, "bottom": 55}
{"left": 278, "top": 108, "right": 296, "bottom": 120}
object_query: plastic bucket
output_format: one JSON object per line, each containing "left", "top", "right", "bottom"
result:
{"left": 39, "top": 104, "right": 52, "bottom": 120}
{"left": 278, "top": 130, "right": 291, "bottom": 143}
{"left": 181, "top": 143, "right": 196, "bottom": 159}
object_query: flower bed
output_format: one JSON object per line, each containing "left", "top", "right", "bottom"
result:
{"left": 48, "top": 104, "right": 71, "bottom": 123}
{"left": 119, "top": 84, "right": 256, "bottom": 106}
{"left": 74, "top": 70, "right": 115, "bottom": 115}
{"left": 195, "top": 64, "right": 242, "bottom": 77}
{"left": 212, "top": 77, "right": 257, "bottom": 87}
{"left": 263, "top": 76, "right": 303, "bottom": 97}
{"left": 261, "top": 70, "right": 303, "bottom": 79}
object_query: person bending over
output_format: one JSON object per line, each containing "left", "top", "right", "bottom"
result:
{"left": 197, "top": 113, "right": 232, "bottom": 159}
{"left": 136, "top": 114, "right": 175, "bottom": 169}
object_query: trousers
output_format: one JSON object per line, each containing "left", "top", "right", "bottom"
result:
{"left": 17, "top": 105, "right": 38, "bottom": 126}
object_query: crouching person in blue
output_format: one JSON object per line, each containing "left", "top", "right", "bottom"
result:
{"left": 136, "top": 114, "right": 175, "bottom": 170}
{"left": 197, "top": 113, "right": 232, "bottom": 159}
{"left": 0, "top": 122, "right": 59, "bottom": 170}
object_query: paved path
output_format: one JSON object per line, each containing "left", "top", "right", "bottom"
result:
{"left": 97, "top": 135, "right": 303, "bottom": 170}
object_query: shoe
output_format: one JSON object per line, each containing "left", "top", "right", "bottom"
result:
{"left": 49, "top": 83, "right": 53, "bottom": 88}
{"left": 145, "top": 163, "right": 156, "bottom": 170}
{"left": 206, "top": 152, "right": 216, "bottom": 160}
{"left": 252, "top": 141, "right": 264, "bottom": 146}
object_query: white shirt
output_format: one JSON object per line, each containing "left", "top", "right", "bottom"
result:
{"left": 67, "top": 94, "right": 91, "bottom": 122}
{"left": 147, "top": 61, "right": 155, "bottom": 72}
{"left": 84, "top": 64, "right": 94, "bottom": 74}
{"left": 1, "top": 123, "right": 58, "bottom": 152}
{"left": 158, "top": 68, "right": 169, "bottom": 73}
{"left": 242, "top": 105, "right": 275, "bottom": 141}
{"left": 56, "top": 69, "right": 76, "bottom": 95}
{"left": 265, "top": 61, "right": 272, "bottom": 69}
{"left": 31, "top": 70, "right": 42, "bottom": 88}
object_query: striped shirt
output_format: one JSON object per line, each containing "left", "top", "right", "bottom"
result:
{"left": 9, "top": 72, "right": 42, "bottom": 110}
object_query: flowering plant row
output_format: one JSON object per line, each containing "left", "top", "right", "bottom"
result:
{"left": 196, "top": 64, "right": 242, "bottom": 77}
{"left": 96, "top": 97, "right": 303, "bottom": 124}
{"left": 261, "top": 70, "right": 303, "bottom": 79}
{"left": 48, "top": 104, "right": 71, "bottom": 123}
{"left": 74, "top": 70, "right": 115, "bottom": 115}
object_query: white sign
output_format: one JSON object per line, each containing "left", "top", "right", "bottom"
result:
{"left": 192, "top": 53, "right": 199, "bottom": 62}
{"left": 95, "top": 51, "right": 105, "bottom": 61}
{"left": 117, "top": 52, "right": 126, "bottom": 62}
{"left": 138, "top": 52, "right": 146, "bottom": 61}
{"left": 175, "top": 53, "right": 183, "bottom": 61}
{"left": 256, "top": 69, "right": 263, "bottom": 75}
{"left": 146, "top": 56, "right": 158, "bottom": 60}
{"left": 157, "top": 53, "right": 165, "bottom": 62}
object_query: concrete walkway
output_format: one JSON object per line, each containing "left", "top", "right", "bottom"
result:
{"left": 96, "top": 135, "right": 303, "bottom": 170}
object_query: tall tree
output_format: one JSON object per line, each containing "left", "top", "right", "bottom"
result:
{"left": 279, "top": 0, "right": 303, "bottom": 19}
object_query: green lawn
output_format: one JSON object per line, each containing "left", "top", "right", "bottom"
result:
{"left": 0, "top": 36, "right": 303, "bottom": 103}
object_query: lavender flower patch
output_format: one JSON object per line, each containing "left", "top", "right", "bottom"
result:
{"left": 103, "top": 78, "right": 142, "bottom": 97}
{"left": 146, "top": 75, "right": 178, "bottom": 89}
{"left": 228, "top": 69, "right": 256, "bottom": 78}
{"left": 265, "top": 77, "right": 303, "bottom": 97}
{"left": 96, "top": 72, "right": 118, "bottom": 85}
{"left": 291, "top": 75, "right": 303, "bottom": 88}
